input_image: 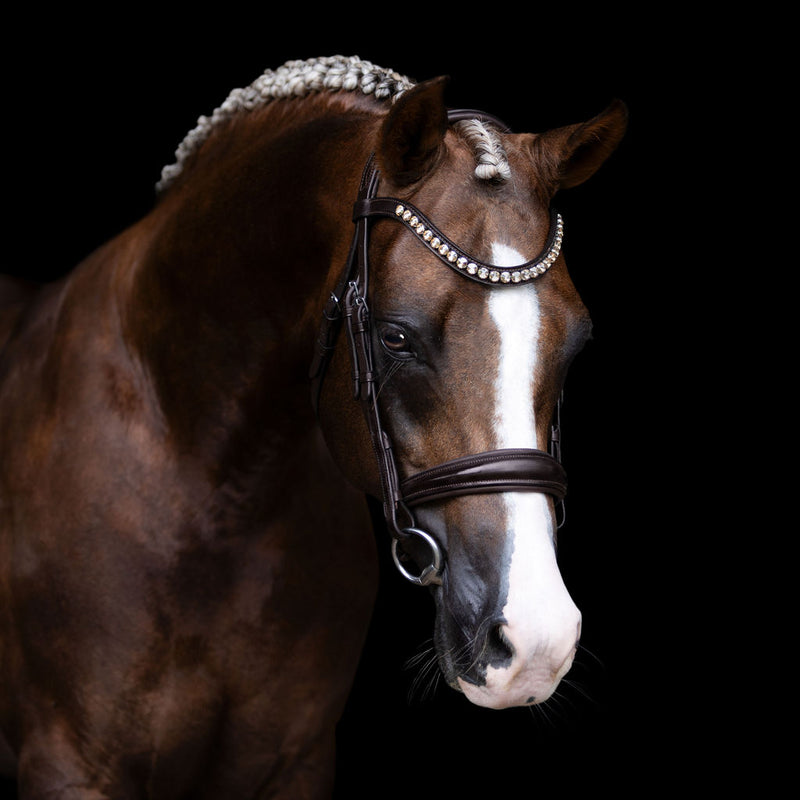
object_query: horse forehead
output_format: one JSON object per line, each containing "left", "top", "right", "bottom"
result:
{"left": 377, "top": 134, "right": 562, "bottom": 326}
{"left": 418, "top": 155, "right": 550, "bottom": 260}
{"left": 376, "top": 190, "right": 552, "bottom": 322}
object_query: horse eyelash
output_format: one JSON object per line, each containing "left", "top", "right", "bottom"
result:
{"left": 375, "top": 356, "right": 408, "bottom": 399}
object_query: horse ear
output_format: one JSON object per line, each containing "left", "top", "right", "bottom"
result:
{"left": 377, "top": 76, "right": 449, "bottom": 187}
{"left": 535, "top": 99, "right": 628, "bottom": 190}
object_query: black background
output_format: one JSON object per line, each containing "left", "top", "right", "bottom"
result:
{"left": 3, "top": 8, "right": 757, "bottom": 798}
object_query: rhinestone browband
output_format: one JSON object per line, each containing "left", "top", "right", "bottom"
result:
{"left": 387, "top": 201, "right": 564, "bottom": 285}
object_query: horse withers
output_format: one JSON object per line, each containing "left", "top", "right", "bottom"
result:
{"left": 0, "top": 56, "right": 626, "bottom": 797}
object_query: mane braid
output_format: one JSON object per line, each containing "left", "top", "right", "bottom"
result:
{"left": 155, "top": 55, "right": 510, "bottom": 193}
{"left": 156, "top": 55, "right": 414, "bottom": 193}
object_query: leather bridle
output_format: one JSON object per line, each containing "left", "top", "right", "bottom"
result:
{"left": 309, "top": 109, "right": 568, "bottom": 587}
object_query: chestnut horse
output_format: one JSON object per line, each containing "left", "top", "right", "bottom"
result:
{"left": 0, "top": 56, "right": 626, "bottom": 797}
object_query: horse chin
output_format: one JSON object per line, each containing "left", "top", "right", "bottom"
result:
{"left": 455, "top": 663, "right": 571, "bottom": 710}
{"left": 437, "top": 647, "right": 567, "bottom": 711}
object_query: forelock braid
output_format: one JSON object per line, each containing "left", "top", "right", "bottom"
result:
{"left": 454, "top": 119, "right": 511, "bottom": 182}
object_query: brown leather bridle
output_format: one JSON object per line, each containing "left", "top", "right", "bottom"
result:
{"left": 310, "top": 109, "right": 567, "bottom": 586}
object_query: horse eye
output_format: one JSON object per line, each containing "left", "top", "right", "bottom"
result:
{"left": 381, "top": 328, "right": 411, "bottom": 354}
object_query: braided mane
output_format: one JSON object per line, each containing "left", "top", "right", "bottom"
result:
{"left": 156, "top": 55, "right": 509, "bottom": 193}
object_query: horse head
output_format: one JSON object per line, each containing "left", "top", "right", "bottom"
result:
{"left": 318, "top": 77, "right": 626, "bottom": 709}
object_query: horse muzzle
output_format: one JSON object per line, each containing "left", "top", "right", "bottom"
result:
{"left": 438, "top": 578, "right": 581, "bottom": 710}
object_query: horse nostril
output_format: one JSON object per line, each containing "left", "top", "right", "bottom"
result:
{"left": 486, "top": 621, "right": 515, "bottom": 665}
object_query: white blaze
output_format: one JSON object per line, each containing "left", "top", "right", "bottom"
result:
{"left": 457, "top": 242, "right": 581, "bottom": 709}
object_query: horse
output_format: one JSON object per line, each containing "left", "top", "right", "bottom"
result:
{"left": 0, "top": 56, "right": 626, "bottom": 797}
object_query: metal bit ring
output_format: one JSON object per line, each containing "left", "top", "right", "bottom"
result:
{"left": 391, "top": 527, "right": 443, "bottom": 586}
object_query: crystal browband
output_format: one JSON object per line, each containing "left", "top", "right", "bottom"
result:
{"left": 354, "top": 197, "right": 563, "bottom": 286}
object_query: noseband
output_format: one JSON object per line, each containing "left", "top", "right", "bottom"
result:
{"left": 310, "top": 109, "right": 567, "bottom": 587}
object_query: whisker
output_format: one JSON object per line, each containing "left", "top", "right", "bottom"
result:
{"left": 404, "top": 639, "right": 444, "bottom": 704}
{"left": 403, "top": 626, "right": 486, "bottom": 706}
{"left": 527, "top": 696, "right": 559, "bottom": 729}
{"left": 575, "top": 641, "right": 605, "bottom": 669}
{"left": 403, "top": 638, "right": 436, "bottom": 670}
{"left": 451, "top": 615, "right": 496, "bottom": 677}
{"left": 559, "top": 677, "right": 597, "bottom": 707}
{"left": 548, "top": 684, "right": 581, "bottom": 717}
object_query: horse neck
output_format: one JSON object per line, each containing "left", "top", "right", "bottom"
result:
{"left": 123, "top": 102, "right": 376, "bottom": 465}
